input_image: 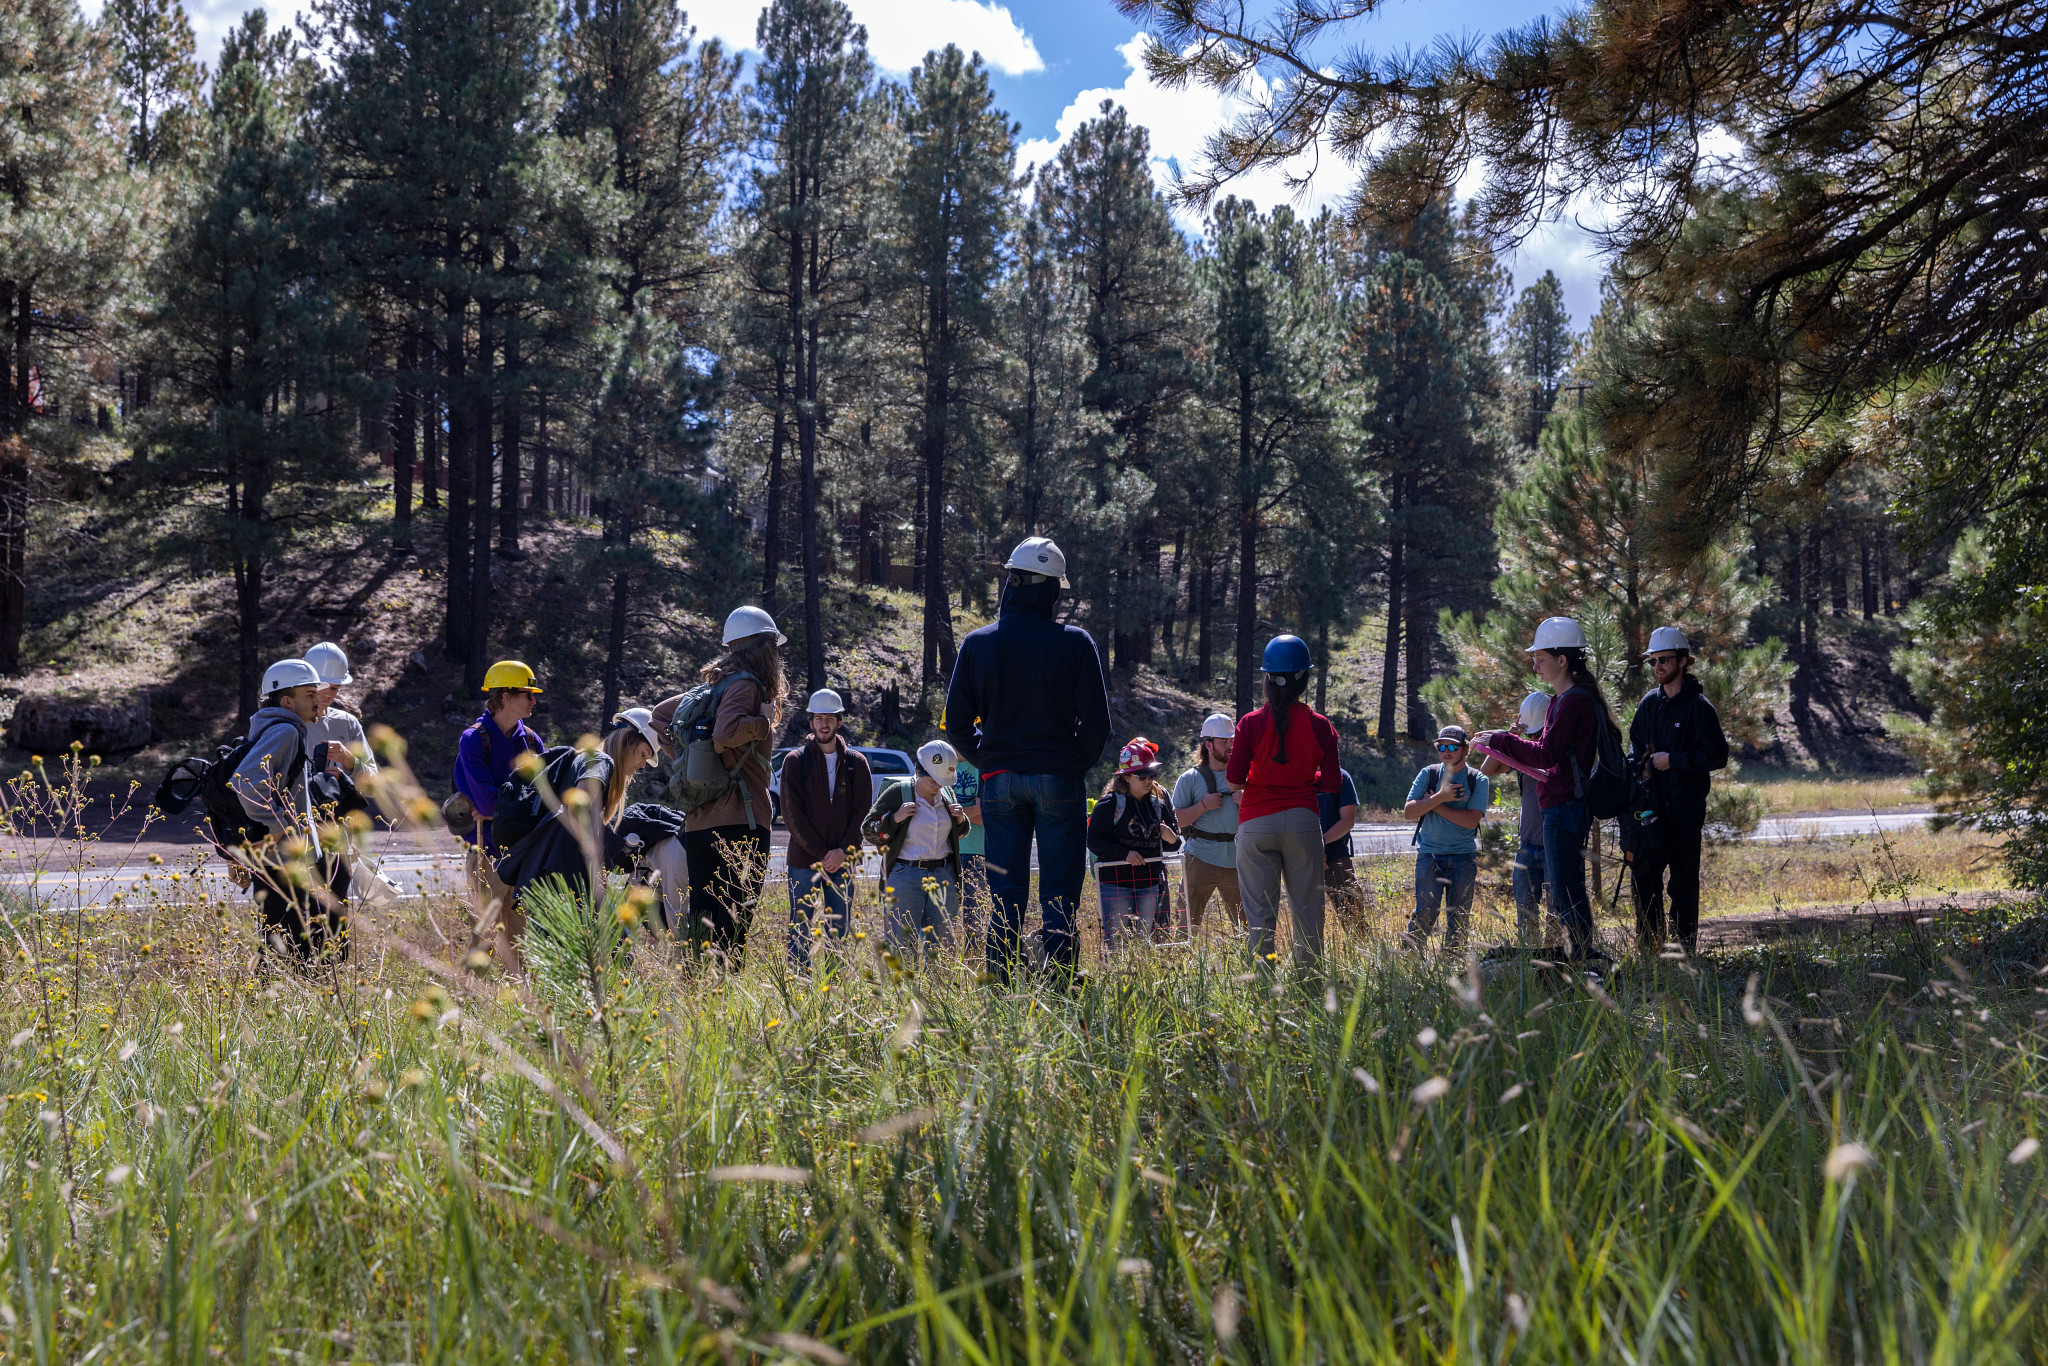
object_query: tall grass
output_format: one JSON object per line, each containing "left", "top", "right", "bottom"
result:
{"left": 3, "top": 865, "right": 2047, "bottom": 1362}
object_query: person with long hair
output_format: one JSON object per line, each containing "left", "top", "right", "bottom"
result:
{"left": 496, "top": 710, "right": 669, "bottom": 935}
{"left": 1225, "top": 635, "right": 1343, "bottom": 969}
{"left": 652, "top": 606, "right": 786, "bottom": 967}
{"left": 1477, "top": 617, "right": 1615, "bottom": 962}
{"left": 1088, "top": 738, "right": 1182, "bottom": 949}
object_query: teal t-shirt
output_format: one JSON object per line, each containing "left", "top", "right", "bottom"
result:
{"left": 953, "top": 758, "right": 985, "bottom": 857}
{"left": 1407, "top": 763, "right": 1490, "bottom": 855}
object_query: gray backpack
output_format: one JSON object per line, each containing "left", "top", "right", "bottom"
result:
{"left": 661, "top": 670, "right": 768, "bottom": 826}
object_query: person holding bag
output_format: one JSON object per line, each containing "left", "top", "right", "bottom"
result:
{"left": 863, "top": 740, "right": 971, "bottom": 959}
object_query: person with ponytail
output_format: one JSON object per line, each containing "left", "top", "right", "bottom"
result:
{"left": 1225, "top": 635, "right": 1343, "bottom": 968}
{"left": 1477, "top": 617, "right": 1617, "bottom": 962}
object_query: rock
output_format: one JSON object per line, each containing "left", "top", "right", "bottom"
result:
{"left": 6, "top": 694, "right": 153, "bottom": 755}
{"left": 407, "top": 649, "right": 430, "bottom": 675}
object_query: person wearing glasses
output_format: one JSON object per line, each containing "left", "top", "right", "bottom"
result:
{"left": 1400, "top": 725, "right": 1491, "bottom": 949}
{"left": 1627, "top": 627, "right": 1729, "bottom": 955}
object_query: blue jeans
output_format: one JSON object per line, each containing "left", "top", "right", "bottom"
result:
{"left": 787, "top": 865, "right": 852, "bottom": 970}
{"left": 1512, "top": 840, "right": 1548, "bottom": 936}
{"left": 1097, "top": 876, "right": 1161, "bottom": 950}
{"left": 979, "top": 770, "right": 1087, "bottom": 981}
{"left": 883, "top": 862, "right": 956, "bottom": 957}
{"left": 1408, "top": 851, "right": 1477, "bottom": 945}
{"left": 1541, "top": 799, "right": 1594, "bottom": 954}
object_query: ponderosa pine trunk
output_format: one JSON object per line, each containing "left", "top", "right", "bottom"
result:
{"left": 1234, "top": 369, "right": 1258, "bottom": 717}
{"left": 467, "top": 300, "right": 494, "bottom": 693}
{"left": 444, "top": 292, "right": 472, "bottom": 663}
{"left": 394, "top": 333, "right": 416, "bottom": 550}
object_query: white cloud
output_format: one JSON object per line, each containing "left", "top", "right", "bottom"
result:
{"left": 1016, "top": 34, "right": 1356, "bottom": 226}
{"left": 689, "top": 0, "right": 1042, "bottom": 74}
{"left": 1024, "top": 33, "right": 1610, "bottom": 320}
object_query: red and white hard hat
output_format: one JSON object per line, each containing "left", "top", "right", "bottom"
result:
{"left": 1115, "top": 737, "right": 1162, "bottom": 776}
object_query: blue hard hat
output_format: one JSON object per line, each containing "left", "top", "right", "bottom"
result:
{"left": 1261, "top": 634, "right": 1313, "bottom": 673}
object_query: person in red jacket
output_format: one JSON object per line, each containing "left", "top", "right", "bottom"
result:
{"left": 1226, "top": 635, "right": 1343, "bottom": 968}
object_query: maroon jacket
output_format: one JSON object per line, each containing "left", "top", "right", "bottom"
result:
{"left": 780, "top": 738, "right": 873, "bottom": 870}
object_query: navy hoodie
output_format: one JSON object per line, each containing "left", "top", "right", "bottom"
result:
{"left": 943, "top": 577, "right": 1111, "bottom": 781}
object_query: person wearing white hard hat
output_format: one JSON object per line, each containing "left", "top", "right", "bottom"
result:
{"left": 1172, "top": 713, "right": 1244, "bottom": 934}
{"left": 303, "top": 642, "right": 378, "bottom": 778}
{"left": 649, "top": 607, "right": 786, "bottom": 966}
{"left": 778, "top": 687, "right": 873, "bottom": 969}
{"left": 496, "top": 709, "right": 683, "bottom": 933}
{"left": 943, "top": 535, "right": 1111, "bottom": 983}
{"left": 1479, "top": 691, "right": 1559, "bottom": 944}
{"left": 230, "top": 658, "right": 350, "bottom": 965}
{"left": 1626, "top": 626, "right": 1729, "bottom": 954}
{"left": 1476, "top": 616, "right": 1621, "bottom": 961}
{"left": 862, "top": 739, "right": 971, "bottom": 958}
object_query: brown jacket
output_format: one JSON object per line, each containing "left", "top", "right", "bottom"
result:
{"left": 653, "top": 676, "right": 776, "bottom": 833}
{"left": 779, "top": 738, "right": 873, "bottom": 869}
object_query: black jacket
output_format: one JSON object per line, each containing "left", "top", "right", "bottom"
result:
{"left": 1627, "top": 674, "right": 1730, "bottom": 827}
{"left": 1087, "top": 787, "right": 1180, "bottom": 886}
{"left": 943, "top": 577, "right": 1112, "bottom": 780}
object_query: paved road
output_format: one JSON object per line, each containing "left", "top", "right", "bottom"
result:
{"left": 0, "top": 809, "right": 1939, "bottom": 910}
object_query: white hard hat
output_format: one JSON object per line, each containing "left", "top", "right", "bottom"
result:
{"left": 1644, "top": 626, "right": 1693, "bottom": 657}
{"left": 612, "top": 707, "right": 661, "bottom": 754}
{"left": 1518, "top": 692, "right": 1551, "bottom": 732}
{"left": 261, "top": 658, "right": 320, "bottom": 695}
{"left": 304, "top": 641, "right": 352, "bottom": 686}
{"left": 806, "top": 688, "right": 845, "bottom": 714}
{"left": 1525, "top": 616, "right": 1588, "bottom": 653}
{"left": 916, "top": 739, "right": 958, "bottom": 786}
{"left": 722, "top": 605, "right": 786, "bottom": 646}
{"left": 1200, "top": 712, "right": 1235, "bottom": 739}
{"left": 998, "top": 536, "right": 1068, "bottom": 585}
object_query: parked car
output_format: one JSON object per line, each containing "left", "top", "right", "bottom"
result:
{"left": 768, "top": 745, "right": 916, "bottom": 824}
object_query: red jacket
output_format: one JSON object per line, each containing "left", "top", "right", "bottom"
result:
{"left": 1484, "top": 688, "right": 1599, "bottom": 809}
{"left": 1227, "top": 702, "right": 1342, "bottom": 822}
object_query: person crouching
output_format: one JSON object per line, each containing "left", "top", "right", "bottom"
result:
{"left": 864, "top": 740, "right": 970, "bottom": 960}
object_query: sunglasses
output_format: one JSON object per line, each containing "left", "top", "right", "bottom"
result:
{"left": 1436, "top": 742, "right": 1464, "bottom": 753}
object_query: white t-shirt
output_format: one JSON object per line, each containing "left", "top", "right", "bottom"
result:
{"left": 824, "top": 747, "right": 839, "bottom": 796}
{"left": 899, "top": 787, "right": 953, "bottom": 862}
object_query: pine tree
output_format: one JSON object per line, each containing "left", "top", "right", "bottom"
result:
{"left": 1502, "top": 270, "right": 1574, "bottom": 447}
{"left": 559, "top": 0, "right": 743, "bottom": 714}
{"left": 1202, "top": 198, "right": 1361, "bottom": 713}
{"left": 1425, "top": 408, "right": 1790, "bottom": 743}
{"left": 145, "top": 49, "right": 356, "bottom": 721}
{"left": 1030, "top": 100, "right": 1195, "bottom": 668}
{"left": 1344, "top": 203, "right": 1505, "bottom": 741}
{"left": 104, "top": 0, "right": 205, "bottom": 168}
{"left": 0, "top": 0, "right": 133, "bottom": 674}
{"left": 744, "top": 0, "right": 880, "bottom": 694}
{"left": 316, "top": 0, "right": 566, "bottom": 688}
{"left": 891, "top": 44, "right": 1015, "bottom": 685}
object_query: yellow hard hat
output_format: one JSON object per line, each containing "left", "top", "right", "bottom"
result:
{"left": 481, "top": 660, "right": 542, "bottom": 694}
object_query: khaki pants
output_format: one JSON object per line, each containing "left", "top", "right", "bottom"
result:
{"left": 1182, "top": 854, "right": 1243, "bottom": 929}
{"left": 1239, "top": 808, "right": 1326, "bottom": 968}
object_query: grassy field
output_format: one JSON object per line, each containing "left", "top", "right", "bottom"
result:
{"left": 1740, "top": 771, "right": 1925, "bottom": 815}
{"left": 4, "top": 819, "right": 2048, "bottom": 1362}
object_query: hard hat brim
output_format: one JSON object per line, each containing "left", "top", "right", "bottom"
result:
{"left": 994, "top": 561, "right": 1068, "bottom": 587}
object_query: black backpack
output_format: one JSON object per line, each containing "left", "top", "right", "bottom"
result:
{"left": 1566, "top": 687, "right": 1632, "bottom": 821}
{"left": 490, "top": 745, "right": 583, "bottom": 849}
{"left": 188, "top": 716, "right": 309, "bottom": 849}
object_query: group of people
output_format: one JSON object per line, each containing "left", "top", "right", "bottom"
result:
{"left": 227, "top": 534, "right": 1731, "bottom": 976}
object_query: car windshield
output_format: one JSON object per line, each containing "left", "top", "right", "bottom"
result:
{"left": 864, "top": 750, "right": 911, "bottom": 774}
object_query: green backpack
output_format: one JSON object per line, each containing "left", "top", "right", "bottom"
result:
{"left": 662, "top": 670, "right": 769, "bottom": 827}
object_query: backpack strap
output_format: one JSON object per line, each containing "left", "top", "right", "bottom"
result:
{"left": 1200, "top": 764, "right": 1219, "bottom": 796}
{"left": 1412, "top": 764, "right": 1444, "bottom": 847}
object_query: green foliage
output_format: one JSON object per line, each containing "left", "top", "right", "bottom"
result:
{"left": 102, "top": 0, "right": 204, "bottom": 168}
{"left": 6, "top": 877, "right": 2048, "bottom": 1359}
{"left": 519, "top": 872, "right": 633, "bottom": 1009}
{"left": 1501, "top": 269, "right": 1576, "bottom": 447}
{"left": 1427, "top": 408, "right": 1790, "bottom": 742}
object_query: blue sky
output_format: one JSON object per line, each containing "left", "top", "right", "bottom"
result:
{"left": 119, "top": 0, "right": 1608, "bottom": 324}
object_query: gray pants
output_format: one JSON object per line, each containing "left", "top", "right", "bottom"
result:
{"left": 1237, "top": 808, "right": 1326, "bottom": 967}
{"left": 884, "top": 861, "right": 956, "bottom": 957}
